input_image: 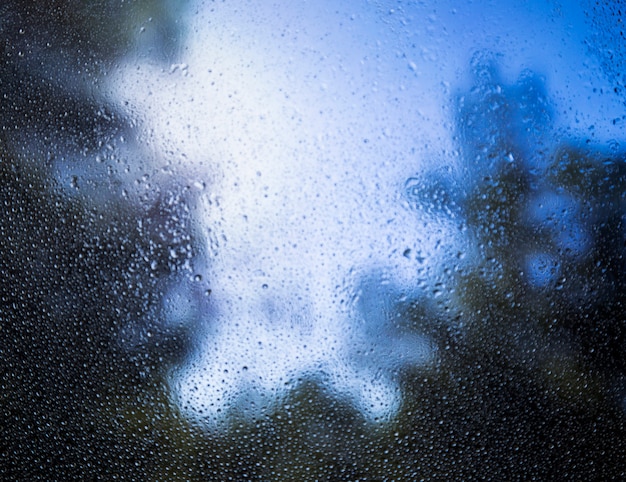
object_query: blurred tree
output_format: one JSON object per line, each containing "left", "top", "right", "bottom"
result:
{"left": 392, "top": 55, "right": 626, "bottom": 480}
{"left": 0, "top": 1, "right": 206, "bottom": 480}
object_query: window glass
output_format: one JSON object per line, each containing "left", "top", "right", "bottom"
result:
{"left": 2, "top": 1, "right": 626, "bottom": 479}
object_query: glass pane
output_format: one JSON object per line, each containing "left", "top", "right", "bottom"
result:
{"left": 2, "top": 0, "right": 625, "bottom": 479}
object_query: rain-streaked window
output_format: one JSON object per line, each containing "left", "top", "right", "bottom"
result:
{"left": 2, "top": 1, "right": 626, "bottom": 479}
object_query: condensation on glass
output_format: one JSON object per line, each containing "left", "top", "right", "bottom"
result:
{"left": 2, "top": 0, "right": 626, "bottom": 479}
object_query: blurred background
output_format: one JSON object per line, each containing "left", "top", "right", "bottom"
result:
{"left": 2, "top": 0, "right": 626, "bottom": 479}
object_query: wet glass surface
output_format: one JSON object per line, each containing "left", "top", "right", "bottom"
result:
{"left": 2, "top": 1, "right": 626, "bottom": 479}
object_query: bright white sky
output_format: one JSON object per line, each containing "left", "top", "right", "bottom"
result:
{"left": 112, "top": 0, "right": 624, "bottom": 426}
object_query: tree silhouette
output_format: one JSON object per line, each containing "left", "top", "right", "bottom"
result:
{"left": 392, "top": 55, "right": 626, "bottom": 480}
{"left": 0, "top": 2, "right": 206, "bottom": 479}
